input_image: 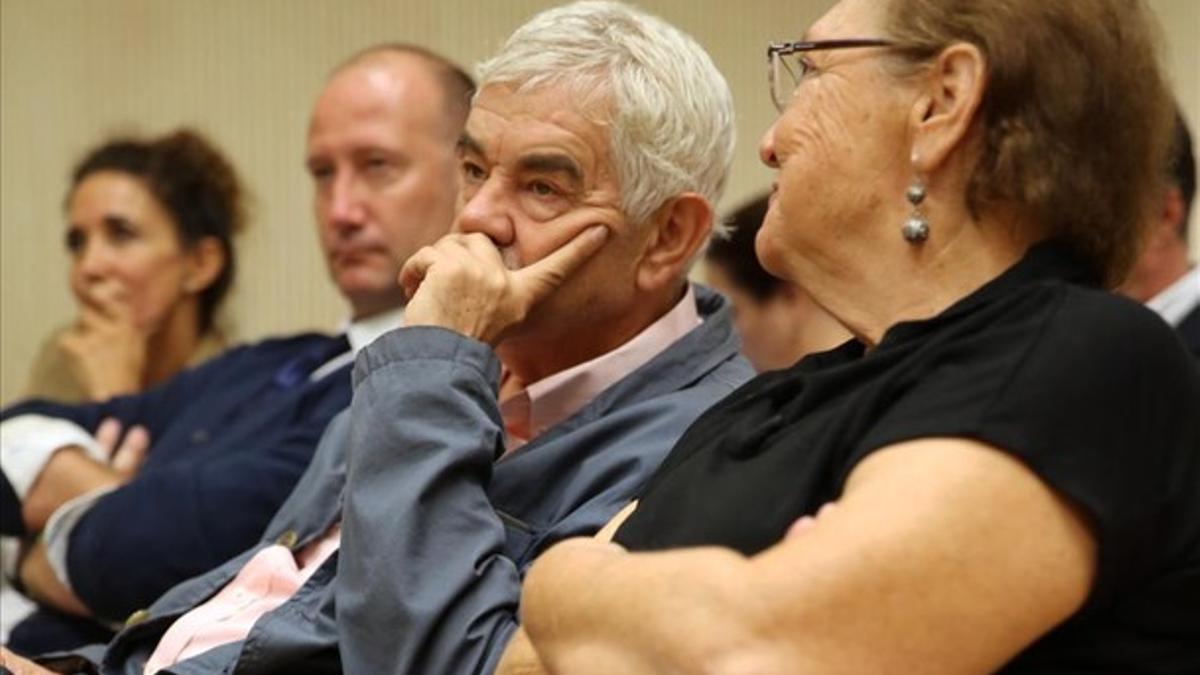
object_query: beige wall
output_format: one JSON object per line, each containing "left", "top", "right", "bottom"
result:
{"left": 2, "top": 0, "right": 1197, "bottom": 403}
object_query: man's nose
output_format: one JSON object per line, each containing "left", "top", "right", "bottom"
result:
{"left": 455, "top": 179, "right": 515, "bottom": 247}
{"left": 326, "top": 174, "right": 367, "bottom": 230}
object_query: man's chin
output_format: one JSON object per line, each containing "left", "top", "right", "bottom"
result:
{"left": 336, "top": 279, "right": 406, "bottom": 315}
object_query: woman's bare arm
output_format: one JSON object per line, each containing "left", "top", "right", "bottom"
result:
{"left": 520, "top": 438, "right": 1096, "bottom": 674}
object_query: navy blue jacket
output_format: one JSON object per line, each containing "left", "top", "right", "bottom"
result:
{"left": 1, "top": 333, "right": 352, "bottom": 625}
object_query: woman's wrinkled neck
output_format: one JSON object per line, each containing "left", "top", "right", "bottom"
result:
{"left": 807, "top": 204, "right": 1036, "bottom": 348}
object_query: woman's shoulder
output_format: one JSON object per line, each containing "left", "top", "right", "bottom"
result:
{"left": 20, "top": 325, "right": 88, "bottom": 404}
{"left": 1036, "top": 281, "right": 1193, "bottom": 369}
{"left": 988, "top": 280, "right": 1200, "bottom": 422}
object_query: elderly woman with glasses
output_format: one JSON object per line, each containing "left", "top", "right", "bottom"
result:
{"left": 494, "top": 0, "right": 1200, "bottom": 673}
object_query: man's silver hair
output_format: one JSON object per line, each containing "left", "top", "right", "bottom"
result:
{"left": 475, "top": 1, "right": 736, "bottom": 231}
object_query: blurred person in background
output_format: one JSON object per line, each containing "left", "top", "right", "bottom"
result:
{"left": 0, "top": 45, "right": 470, "bottom": 654}
{"left": 706, "top": 193, "right": 849, "bottom": 371}
{"left": 22, "top": 130, "right": 244, "bottom": 404}
{"left": 1121, "top": 110, "right": 1198, "bottom": 357}
{"left": 0, "top": 3, "right": 756, "bottom": 673}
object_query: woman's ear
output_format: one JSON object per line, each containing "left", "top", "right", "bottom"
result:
{"left": 636, "top": 193, "right": 713, "bottom": 292}
{"left": 183, "top": 237, "right": 226, "bottom": 294}
{"left": 909, "top": 42, "right": 988, "bottom": 174}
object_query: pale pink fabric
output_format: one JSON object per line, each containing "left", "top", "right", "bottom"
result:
{"left": 500, "top": 286, "right": 700, "bottom": 450}
{"left": 144, "top": 524, "right": 342, "bottom": 674}
{"left": 144, "top": 289, "right": 700, "bottom": 672}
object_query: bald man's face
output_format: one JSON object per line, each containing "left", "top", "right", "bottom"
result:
{"left": 306, "top": 56, "right": 461, "bottom": 319}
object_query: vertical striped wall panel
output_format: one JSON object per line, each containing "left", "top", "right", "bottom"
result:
{"left": 2, "top": 0, "right": 1197, "bottom": 402}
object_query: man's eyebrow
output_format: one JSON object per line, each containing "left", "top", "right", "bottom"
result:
{"left": 517, "top": 153, "right": 584, "bottom": 186}
{"left": 457, "top": 133, "right": 485, "bottom": 156}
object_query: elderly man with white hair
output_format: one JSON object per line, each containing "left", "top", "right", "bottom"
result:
{"left": 0, "top": 2, "right": 753, "bottom": 674}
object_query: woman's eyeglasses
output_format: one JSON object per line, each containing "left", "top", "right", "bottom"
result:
{"left": 767, "top": 39, "right": 896, "bottom": 112}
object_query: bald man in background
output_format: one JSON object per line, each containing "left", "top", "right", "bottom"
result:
{"left": 0, "top": 45, "right": 470, "bottom": 652}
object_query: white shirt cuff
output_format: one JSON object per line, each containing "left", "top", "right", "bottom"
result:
{"left": 0, "top": 415, "right": 105, "bottom": 499}
{"left": 42, "top": 486, "right": 116, "bottom": 594}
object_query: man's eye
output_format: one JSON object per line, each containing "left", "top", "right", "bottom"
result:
{"left": 461, "top": 161, "right": 487, "bottom": 181}
{"left": 365, "top": 157, "right": 390, "bottom": 171}
{"left": 65, "top": 229, "right": 85, "bottom": 254}
{"left": 309, "top": 165, "right": 334, "bottom": 182}
{"left": 528, "top": 181, "right": 559, "bottom": 197}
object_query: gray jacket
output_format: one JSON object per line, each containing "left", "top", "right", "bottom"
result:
{"left": 43, "top": 286, "right": 752, "bottom": 675}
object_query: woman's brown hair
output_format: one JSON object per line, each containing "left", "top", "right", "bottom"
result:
{"left": 885, "top": 0, "right": 1175, "bottom": 286}
{"left": 69, "top": 129, "right": 247, "bottom": 333}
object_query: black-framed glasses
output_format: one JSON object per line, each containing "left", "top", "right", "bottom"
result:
{"left": 767, "top": 39, "right": 895, "bottom": 112}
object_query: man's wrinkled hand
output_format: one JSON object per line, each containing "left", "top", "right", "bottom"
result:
{"left": 400, "top": 227, "right": 609, "bottom": 345}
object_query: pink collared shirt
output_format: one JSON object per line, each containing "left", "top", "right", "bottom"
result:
{"left": 500, "top": 286, "right": 701, "bottom": 449}
{"left": 144, "top": 288, "right": 700, "bottom": 674}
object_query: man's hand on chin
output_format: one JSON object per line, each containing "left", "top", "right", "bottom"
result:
{"left": 399, "top": 227, "right": 609, "bottom": 345}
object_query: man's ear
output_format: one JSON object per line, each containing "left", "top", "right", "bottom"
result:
{"left": 909, "top": 42, "right": 988, "bottom": 174}
{"left": 183, "top": 236, "right": 226, "bottom": 294}
{"left": 1161, "top": 185, "right": 1187, "bottom": 241}
{"left": 636, "top": 193, "right": 713, "bottom": 291}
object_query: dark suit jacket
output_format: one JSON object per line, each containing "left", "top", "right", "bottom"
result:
{"left": 1176, "top": 304, "right": 1200, "bottom": 358}
{"left": 1, "top": 333, "right": 351, "bottom": 629}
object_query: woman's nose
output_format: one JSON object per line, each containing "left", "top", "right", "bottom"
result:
{"left": 759, "top": 121, "right": 781, "bottom": 169}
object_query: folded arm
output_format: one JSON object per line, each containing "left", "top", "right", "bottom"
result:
{"left": 520, "top": 438, "right": 1097, "bottom": 674}
{"left": 2, "top": 364, "right": 204, "bottom": 537}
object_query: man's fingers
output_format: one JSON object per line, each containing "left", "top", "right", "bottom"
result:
{"left": 787, "top": 516, "right": 817, "bottom": 539}
{"left": 786, "top": 502, "right": 838, "bottom": 539}
{"left": 516, "top": 225, "right": 609, "bottom": 296}
{"left": 399, "top": 246, "right": 440, "bottom": 300}
{"left": 94, "top": 417, "right": 123, "bottom": 458}
{"left": 457, "top": 232, "right": 509, "bottom": 268}
{"left": 111, "top": 425, "right": 150, "bottom": 476}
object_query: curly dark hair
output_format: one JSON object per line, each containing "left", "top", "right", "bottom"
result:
{"left": 68, "top": 128, "right": 247, "bottom": 333}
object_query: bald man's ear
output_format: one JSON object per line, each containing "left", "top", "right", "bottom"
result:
{"left": 636, "top": 193, "right": 713, "bottom": 292}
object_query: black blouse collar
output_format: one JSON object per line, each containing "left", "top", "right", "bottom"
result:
{"left": 876, "top": 239, "right": 1099, "bottom": 350}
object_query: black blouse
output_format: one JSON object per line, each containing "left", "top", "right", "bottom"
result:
{"left": 615, "top": 241, "right": 1200, "bottom": 673}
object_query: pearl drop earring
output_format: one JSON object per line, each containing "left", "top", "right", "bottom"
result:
{"left": 902, "top": 181, "right": 930, "bottom": 244}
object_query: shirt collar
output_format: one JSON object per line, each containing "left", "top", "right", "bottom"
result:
{"left": 1146, "top": 266, "right": 1200, "bottom": 328}
{"left": 343, "top": 307, "right": 406, "bottom": 354}
{"left": 501, "top": 285, "right": 702, "bottom": 448}
{"left": 308, "top": 307, "right": 406, "bottom": 382}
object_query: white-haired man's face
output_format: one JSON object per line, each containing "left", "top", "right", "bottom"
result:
{"left": 453, "top": 83, "right": 655, "bottom": 345}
